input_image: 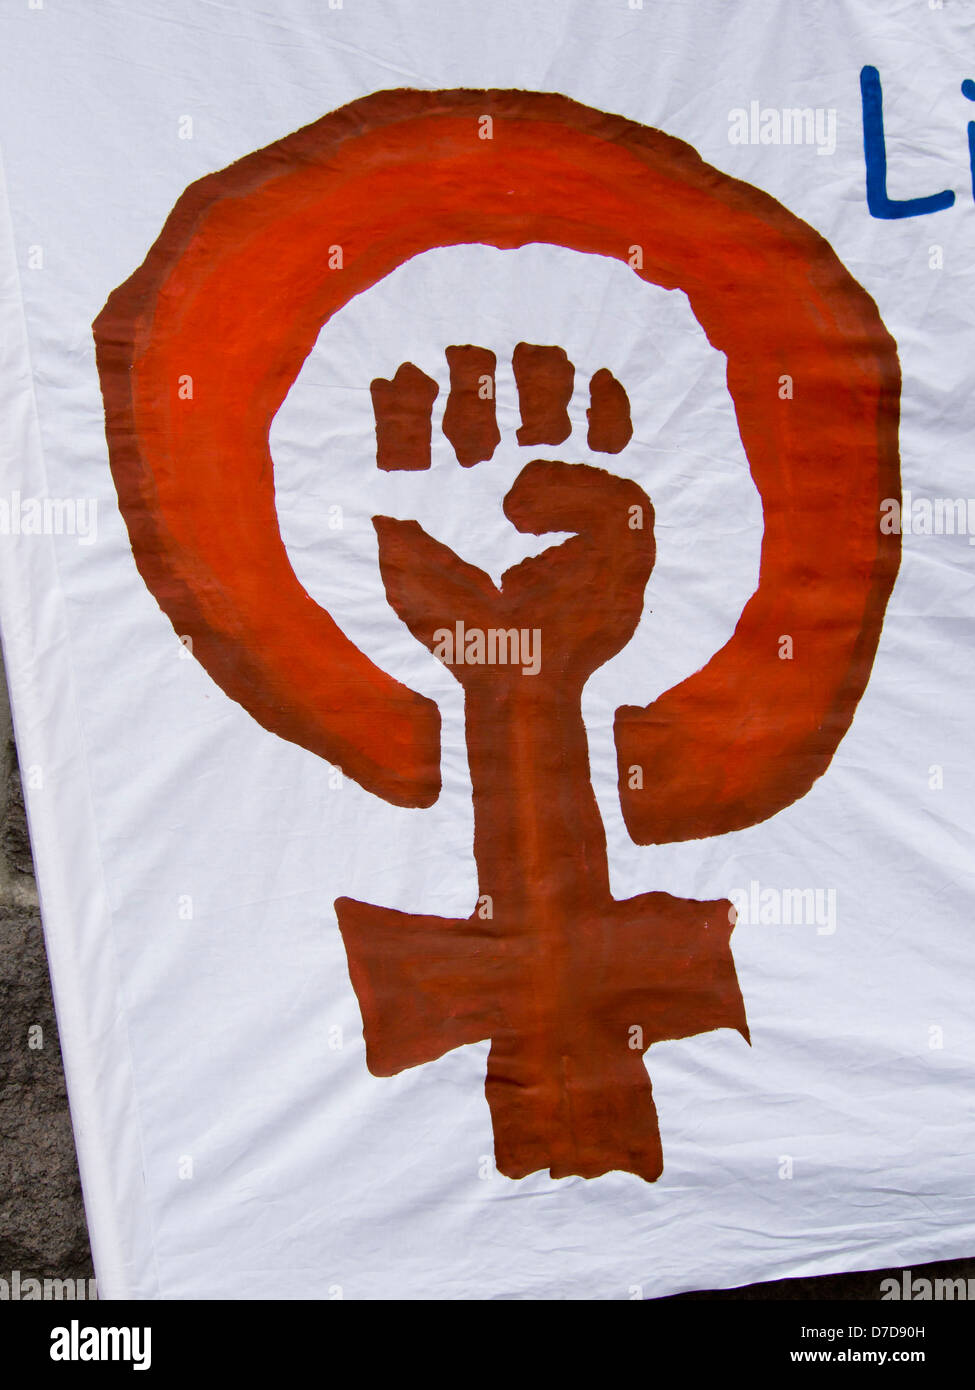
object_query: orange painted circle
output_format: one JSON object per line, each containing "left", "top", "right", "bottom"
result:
{"left": 94, "top": 89, "right": 900, "bottom": 833}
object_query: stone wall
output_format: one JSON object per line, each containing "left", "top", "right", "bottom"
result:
{"left": 0, "top": 654, "right": 93, "bottom": 1284}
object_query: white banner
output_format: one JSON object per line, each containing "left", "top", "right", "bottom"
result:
{"left": 1, "top": 0, "right": 973, "bottom": 1300}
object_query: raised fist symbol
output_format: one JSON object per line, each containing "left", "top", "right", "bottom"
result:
{"left": 372, "top": 344, "right": 652, "bottom": 676}
{"left": 333, "top": 346, "right": 741, "bottom": 1182}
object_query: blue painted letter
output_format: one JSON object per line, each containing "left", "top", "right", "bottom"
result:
{"left": 860, "top": 66, "right": 955, "bottom": 218}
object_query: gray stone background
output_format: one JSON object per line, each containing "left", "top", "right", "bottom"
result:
{"left": 0, "top": 655, "right": 93, "bottom": 1285}
{"left": 0, "top": 655, "right": 970, "bottom": 1300}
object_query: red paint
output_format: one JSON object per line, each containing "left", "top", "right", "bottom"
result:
{"left": 94, "top": 89, "right": 901, "bottom": 1180}
{"left": 94, "top": 88, "right": 899, "bottom": 829}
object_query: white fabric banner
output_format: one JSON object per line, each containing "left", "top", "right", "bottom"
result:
{"left": 1, "top": 0, "right": 973, "bottom": 1300}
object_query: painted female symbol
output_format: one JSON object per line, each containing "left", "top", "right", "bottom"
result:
{"left": 94, "top": 88, "right": 901, "bottom": 1180}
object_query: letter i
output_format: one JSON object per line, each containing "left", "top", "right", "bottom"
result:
{"left": 963, "top": 80, "right": 975, "bottom": 200}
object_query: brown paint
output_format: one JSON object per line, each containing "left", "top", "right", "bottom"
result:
{"left": 587, "top": 367, "right": 633, "bottom": 454}
{"left": 384, "top": 345, "right": 629, "bottom": 467}
{"left": 442, "top": 345, "right": 500, "bottom": 466}
{"left": 94, "top": 87, "right": 901, "bottom": 1180}
{"left": 372, "top": 362, "right": 439, "bottom": 471}
{"left": 513, "top": 342, "right": 574, "bottom": 446}
{"left": 339, "top": 458, "right": 746, "bottom": 1179}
